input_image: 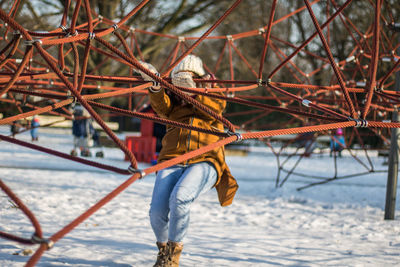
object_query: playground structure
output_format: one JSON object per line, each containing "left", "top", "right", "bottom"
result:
{"left": 0, "top": 0, "right": 400, "bottom": 266}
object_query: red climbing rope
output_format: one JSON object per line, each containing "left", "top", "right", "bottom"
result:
{"left": 0, "top": 1, "right": 399, "bottom": 266}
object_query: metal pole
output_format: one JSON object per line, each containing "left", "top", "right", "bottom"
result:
{"left": 385, "top": 107, "right": 399, "bottom": 220}
{"left": 384, "top": 31, "right": 400, "bottom": 219}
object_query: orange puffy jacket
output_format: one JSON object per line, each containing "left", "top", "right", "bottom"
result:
{"left": 149, "top": 89, "right": 238, "bottom": 206}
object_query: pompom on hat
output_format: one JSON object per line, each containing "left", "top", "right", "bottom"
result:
{"left": 172, "top": 55, "right": 206, "bottom": 77}
{"left": 336, "top": 128, "right": 343, "bottom": 135}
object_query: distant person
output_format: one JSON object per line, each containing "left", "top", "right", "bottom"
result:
{"left": 296, "top": 132, "right": 316, "bottom": 157}
{"left": 136, "top": 55, "right": 238, "bottom": 267}
{"left": 91, "top": 125, "right": 105, "bottom": 158}
{"left": 10, "top": 120, "right": 22, "bottom": 138}
{"left": 330, "top": 128, "right": 346, "bottom": 157}
{"left": 30, "top": 116, "right": 40, "bottom": 141}
{"left": 71, "top": 105, "right": 92, "bottom": 157}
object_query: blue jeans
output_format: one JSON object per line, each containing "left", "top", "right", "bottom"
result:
{"left": 149, "top": 162, "right": 217, "bottom": 243}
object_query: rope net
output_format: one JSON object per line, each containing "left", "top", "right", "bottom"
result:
{"left": 0, "top": 0, "right": 399, "bottom": 265}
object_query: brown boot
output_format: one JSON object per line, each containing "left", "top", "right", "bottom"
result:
{"left": 166, "top": 241, "right": 183, "bottom": 267}
{"left": 153, "top": 242, "right": 168, "bottom": 267}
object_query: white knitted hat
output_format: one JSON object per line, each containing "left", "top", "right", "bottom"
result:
{"left": 172, "top": 55, "right": 206, "bottom": 77}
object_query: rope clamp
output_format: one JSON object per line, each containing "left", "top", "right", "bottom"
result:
{"left": 67, "top": 95, "right": 77, "bottom": 103}
{"left": 345, "top": 55, "right": 356, "bottom": 63}
{"left": 24, "top": 39, "right": 42, "bottom": 46}
{"left": 31, "top": 234, "right": 54, "bottom": 250}
{"left": 257, "top": 79, "right": 267, "bottom": 86}
{"left": 178, "top": 36, "right": 185, "bottom": 42}
{"left": 66, "top": 91, "right": 77, "bottom": 103}
{"left": 348, "top": 117, "right": 368, "bottom": 127}
{"left": 65, "top": 30, "right": 78, "bottom": 38}
{"left": 88, "top": 32, "right": 96, "bottom": 40}
{"left": 98, "top": 15, "right": 104, "bottom": 22}
{"left": 227, "top": 92, "right": 235, "bottom": 98}
{"left": 59, "top": 25, "right": 67, "bottom": 32}
{"left": 258, "top": 27, "right": 265, "bottom": 34}
{"left": 227, "top": 131, "right": 243, "bottom": 142}
{"left": 112, "top": 24, "right": 119, "bottom": 33}
{"left": 129, "top": 27, "right": 135, "bottom": 33}
{"left": 388, "top": 22, "right": 400, "bottom": 32}
{"left": 128, "top": 165, "right": 146, "bottom": 178}
{"left": 356, "top": 81, "right": 366, "bottom": 87}
{"left": 152, "top": 72, "right": 161, "bottom": 87}
{"left": 374, "top": 86, "right": 383, "bottom": 92}
{"left": 226, "top": 35, "right": 233, "bottom": 41}
{"left": 302, "top": 99, "right": 312, "bottom": 107}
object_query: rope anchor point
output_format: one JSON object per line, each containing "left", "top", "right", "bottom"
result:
{"left": 348, "top": 117, "right": 368, "bottom": 127}
{"left": 112, "top": 24, "right": 119, "bottom": 33}
{"left": 24, "top": 39, "right": 42, "bottom": 46}
{"left": 302, "top": 99, "right": 312, "bottom": 107}
{"left": 227, "top": 131, "right": 243, "bottom": 142}
{"left": 128, "top": 165, "right": 146, "bottom": 178}
{"left": 31, "top": 234, "right": 54, "bottom": 250}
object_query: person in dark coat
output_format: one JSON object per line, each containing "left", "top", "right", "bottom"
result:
{"left": 10, "top": 121, "right": 22, "bottom": 138}
{"left": 71, "top": 105, "right": 92, "bottom": 157}
{"left": 296, "top": 132, "right": 316, "bottom": 157}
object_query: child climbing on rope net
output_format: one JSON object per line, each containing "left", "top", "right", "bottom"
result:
{"left": 136, "top": 55, "right": 238, "bottom": 267}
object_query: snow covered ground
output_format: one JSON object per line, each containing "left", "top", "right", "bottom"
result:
{"left": 0, "top": 126, "right": 399, "bottom": 267}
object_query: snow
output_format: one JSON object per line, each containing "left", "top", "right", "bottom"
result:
{"left": 0, "top": 126, "right": 399, "bottom": 267}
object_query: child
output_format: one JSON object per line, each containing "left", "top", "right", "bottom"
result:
{"left": 71, "top": 105, "right": 92, "bottom": 157}
{"left": 30, "top": 116, "right": 40, "bottom": 141}
{"left": 330, "top": 128, "right": 346, "bottom": 157}
{"left": 137, "top": 55, "right": 238, "bottom": 267}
